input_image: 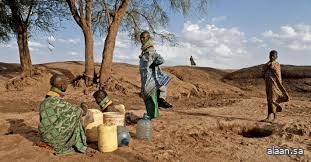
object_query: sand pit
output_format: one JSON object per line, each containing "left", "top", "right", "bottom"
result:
{"left": 240, "top": 126, "right": 274, "bottom": 138}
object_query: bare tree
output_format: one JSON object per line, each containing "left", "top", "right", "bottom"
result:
{"left": 0, "top": 0, "right": 66, "bottom": 77}
{"left": 64, "top": 0, "right": 208, "bottom": 88}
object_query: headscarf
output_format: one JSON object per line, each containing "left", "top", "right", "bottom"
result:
{"left": 139, "top": 39, "right": 154, "bottom": 58}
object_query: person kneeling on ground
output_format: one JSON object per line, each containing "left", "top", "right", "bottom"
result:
{"left": 93, "top": 89, "right": 125, "bottom": 113}
{"left": 38, "top": 75, "right": 88, "bottom": 155}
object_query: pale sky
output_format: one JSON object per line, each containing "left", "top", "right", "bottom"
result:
{"left": 1, "top": 0, "right": 311, "bottom": 69}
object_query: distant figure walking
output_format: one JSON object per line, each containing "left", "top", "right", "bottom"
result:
{"left": 261, "top": 50, "right": 289, "bottom": 122}
{"left": 190, "top": 56, "right": 196, "bottom": 67}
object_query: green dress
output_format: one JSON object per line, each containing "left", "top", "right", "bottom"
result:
{"left": 38, "top": 96, "right": 87, "bottom": 154}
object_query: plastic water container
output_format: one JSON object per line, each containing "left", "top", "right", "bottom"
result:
{"left": 103, "top": 112, "right": 125, "bottom": 126}
{"left": 85, "top": 109, "right": 103, "bottom": 142}
{"left": 117, "top": 126, "right": 131, "bottom": 147}
{"left": 97, "top": 124, "right": 118, "bottom": 152}
{"left": 136, "top": 113, "right": 152, "bottom": 140}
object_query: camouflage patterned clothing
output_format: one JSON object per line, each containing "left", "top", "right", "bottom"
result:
{"left": 263, "top": 61, "right": 289, "bottom": 114}
{"left": 38, "top": 95, "right": 87, "bottom": 155}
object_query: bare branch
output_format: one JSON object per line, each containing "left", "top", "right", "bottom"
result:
{"left": 126, "top": 11, "right": 140, "bottom": 31}
{"left": 151, "top": 0, "right": 169, "bottom": 27}
{"left": 85, "top": 0, "right": 92, "bottom": 27}
{"left": 102, "top": 0, "right": 111, "bottom": 26}
{"left": 25, "top": 0, "right": 35, "bottom": 26}
{"left": 66, "top": 0, "right": 82, "bottom": 28}
{"left": 115, "top": 0, "right": 129, "bottom": 17}
{"left": 114, "top": 0, "right": 119, "bottom": 12}
{"left": 78, "top": 0, "right": 84, "bottom": 18}
{"left": 130, "top": 10, "right": 156, "bottom": 33}
{"left": 91, "top": 0, "right": 207, "bottom": 44}
{"left": 6, "top": 0, "right": 25, "bottom": 33}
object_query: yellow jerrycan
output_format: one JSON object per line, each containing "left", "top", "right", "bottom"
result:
{"left": 97, "top": 124, "right": 118, "bottom": 152}
{"left": 85, "top": 109, "right": 103, "bottom": 142}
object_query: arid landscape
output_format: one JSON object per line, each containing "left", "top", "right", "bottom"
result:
{"left": 0, "top": 61, "right": 310, "bottom": 162}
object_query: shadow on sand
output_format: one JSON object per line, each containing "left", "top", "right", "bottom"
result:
{"left": 5, "top": 119, "right": 40, "bottom": 143}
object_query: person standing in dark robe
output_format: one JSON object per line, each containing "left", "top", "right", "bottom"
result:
{"left": 190, "top": 56, "right": 196, "bottom": 67}
{"left": 261, "top": 50, "right": 289, "bottom": 122}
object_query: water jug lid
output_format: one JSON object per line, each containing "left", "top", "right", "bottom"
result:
{"left": 121, "top": 138, "right": 129, "bottom": 146}
{"left": 143, "top": 113, "right": 150, "bottom": 120}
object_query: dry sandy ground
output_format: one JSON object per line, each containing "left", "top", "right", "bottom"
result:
{"left": 0, "top": 62, "right": 310, "bottom": 162}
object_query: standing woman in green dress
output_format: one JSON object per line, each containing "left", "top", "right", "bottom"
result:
{"left": 139, "top": 31, "right": 172, "bottom": 119}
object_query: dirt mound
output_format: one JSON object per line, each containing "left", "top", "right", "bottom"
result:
{"left": 225, "top": 64, "right": 311, "bottom": 80}
{"left": 108, "top": 64, "right": 228, "bottom": 98}
{"left": 282, "top": 65, "right": 311, "bottom": 78}
{"left": 5, "top": 66, "right": 51, "bottom": 91}
{"left": 0, "top": 62, "right": 244, "bottom": 100}
{"left": 0, "top": 62, "right": 20, "bottom": 73}
{"left": 277, "top": 122, "right": 311, "bottom": 139}
{"left": 164, "top": 66, "right": 243, "bottom": 99}
{"left": 195, "top": 67, "right": 230, "bottom": 79}
{"left": 224, "top": 64, "right": 311, "bottom": 96}
{"left": 166, "top": 66, "right": 210, "bottom": 82}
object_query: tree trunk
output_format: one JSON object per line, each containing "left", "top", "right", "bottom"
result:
{"left": 83, "top": 28, "right": 95, "bottom": 86}
{"left": 17, "top": 29, "right": 32, "bottom": 77}
{"left": 9, "top": 0, "right": 32, "bottom": 77}
{"left": 99, "top": 0, "right": 129, "bottom": 87}
{"left": 66, "top": 0, "right": 95, "bottom": 87}
{"left": 99, "top": 27, "right": 117, "bottom": 87}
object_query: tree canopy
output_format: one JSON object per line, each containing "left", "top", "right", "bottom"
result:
{"left": 92, "top": 0, "right": 208, "bottom": 44}
{"left": 0, "top": 0, "right": 68, "bottom": 77}
{"left": 0, "top": 0, "right": 67, "bottom": 42}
